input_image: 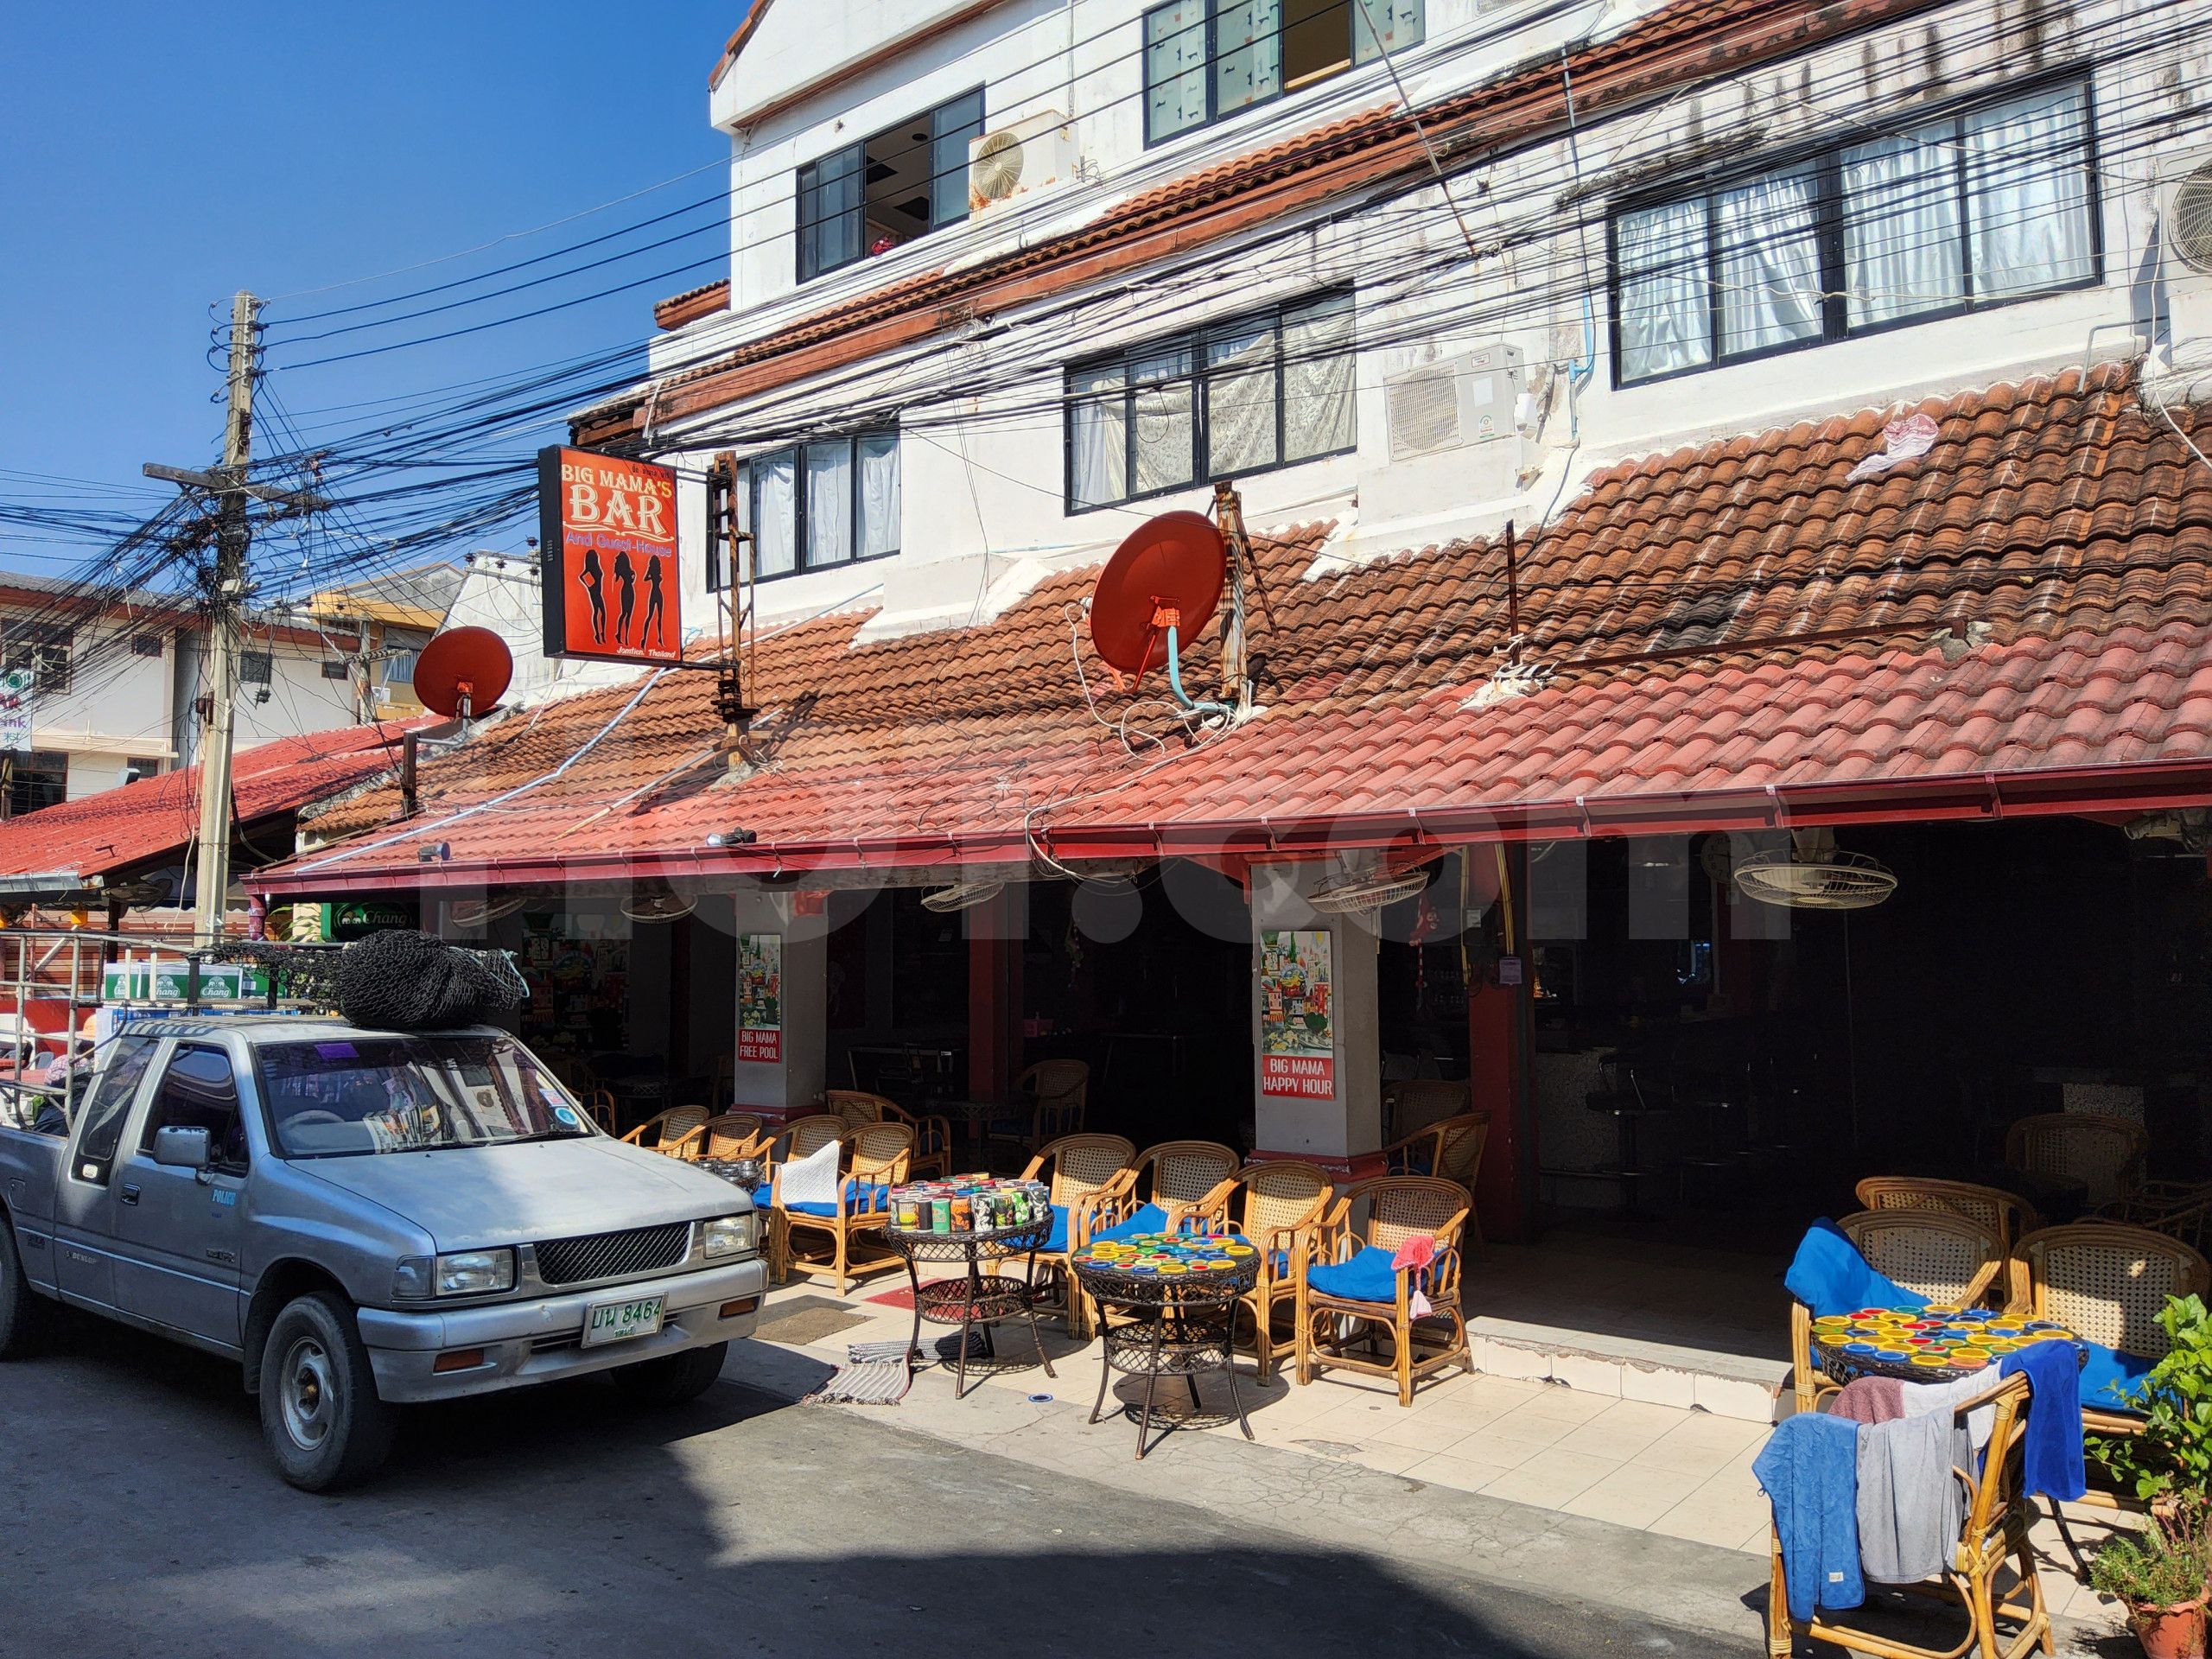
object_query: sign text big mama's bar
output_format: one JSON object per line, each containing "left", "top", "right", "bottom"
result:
{"left": 537, "top": 446, "right": 683, "bottom": 665}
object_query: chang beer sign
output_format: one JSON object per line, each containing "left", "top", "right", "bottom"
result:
{"left": 102, "top": 959, "right": 270, "bottom": 1002}
{"left": 0, "top": 666, "right": 32, "bottom": 753}
{"left": 321, "top": 899, "right": 419, "bottom": 943}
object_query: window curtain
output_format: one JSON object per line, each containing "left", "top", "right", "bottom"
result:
{"left": 798, "top": 146, "right": 861, "bottom": 281}
{"left": 1205, "top": 322, "right": 1280, "bottom": 475}
{"left": 857, "top": 435, "right": 900, "bottom": 558}
{"left": 1617, "top": 197, "right": 1711, "bottom": 382}
{"left": 1070, "top": 363, "right": 1128, "bottom": 508}
{"left": 1352, "top": 0, "right": 1424, "bottom": 61}
{"left": 1283, "top": 294, "right": 1356, "bottom": 459}
{"left": 752, "top": 452, "right": 797, "bottom": 577}
{"left": 1216, "top": 0, "right": 1282, "bottom": 114}
{"left": 930, "top": 92, "right": 987, "bottom": 230}
{"left": 1145, "top": 2, "right": 1209, "bottom": 143}
{"left": 1965, "top": 86, "right": 2093, "bottom": 301}
{"left": 1714, "top": 166, "right": 1823, "bottom": 355}
{"left": 1841, "top": 123, "right": 1963, "bottom": 327}
{"left": 804, "top": 441, "right": 854, "bottom": 566}
{"left": 1132, "top": 350, "right": 1196, "bottom": 494}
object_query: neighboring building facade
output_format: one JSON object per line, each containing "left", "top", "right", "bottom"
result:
{"left": 586, "top": 0, "right": 2212, "bottom": 640}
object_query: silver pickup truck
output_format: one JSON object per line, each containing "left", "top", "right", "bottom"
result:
{"left": 0, "top": 1015, "right": 766, "bottom": 1491}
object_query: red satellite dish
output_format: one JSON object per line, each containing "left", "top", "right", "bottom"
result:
{"left": 1089, "top": 511, "right": 1226, "bottom": 681}
{"left": 412, "top": 626, "right": 514, "bottom": 719}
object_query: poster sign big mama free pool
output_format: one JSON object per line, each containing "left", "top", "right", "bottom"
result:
{"left": 537, "top": 447, "right": 683, "bottom": 665}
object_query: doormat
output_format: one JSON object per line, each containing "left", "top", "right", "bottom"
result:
{"left": 804, "top": 1340, "right": 918, "bottom": 1406}
{"left": 750, "top": 1294, "right": 874, "bottom": 1348}
{"left": 867, "top": 1285, "right": 918, "bottom": 1310}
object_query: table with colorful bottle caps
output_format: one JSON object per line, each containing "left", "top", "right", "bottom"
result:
{"left": 1808, "top": 1306, "right": 2082, "bottom": 1385}
{"left": 1069, "top": 1232, "right": 1263, "bottom": 1459}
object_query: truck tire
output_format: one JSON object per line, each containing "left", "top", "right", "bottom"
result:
{"left": 0, "top": 1222, "right": 56, "bottom": 1359}
{"left": 608, "top": 1341, "right": 728, "bottom": 1407}
{"left": 257, "top": 1292, "right": 394, "bottom": 1492}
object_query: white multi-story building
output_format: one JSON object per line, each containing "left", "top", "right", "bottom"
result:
{"left": 584, "top": 0, "right": 2212, "bottom": 638}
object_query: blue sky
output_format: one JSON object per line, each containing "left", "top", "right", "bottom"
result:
{"left": 0, "top": 3, "right": 745, "bottom": 570}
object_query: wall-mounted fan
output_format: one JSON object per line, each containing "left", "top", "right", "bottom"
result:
{"left": 622, "top": 890, "right": 698, "bottom": 924}
{"left": 1733, "top": 830, "right": 1897, "bottom": 911}
{"left": 450, "top": 894, "right": 529, "bottom": 928}
{"left": 921, "top": 880, "right": 1004, "bottom": 914}
{"left": 1308, "top": 866, "right": 1434, "bottom": 916}
{"left": 103, "top": 879, "right": 167, "bottom": 908}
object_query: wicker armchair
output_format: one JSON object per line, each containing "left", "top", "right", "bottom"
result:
{"left": 779, "top": 1121, "right": 913, "bottom": 1294}
{"left": 665, "top": 1112, "right": 768, "bottom": 1162}
{"left": 1382, "top": 1112, "right": 1490, "bottom": 1249}
{"left": 618, "top": 1105, "right": 708, "bottom": 1155}
{"left": 2005, "top": 1112, "right": 2147, "bottom": 1210}
{"left": 1090, "top": 1140, "right": 1243, "bottom": 1243}
{"left": 1789, "top": 1210, "right": 2005, "bottom": 1414}
{"left": 1296, "top": 1176, "right": 1472, "bottom": 1406}
{"left": 990, "top": 1060, "right": 1091, "bottom": 1156}
{"left": 2006, "top": 1222, "right": 2212, "bottom": 1436}
{"left": 1766, "top": 1373, "right": 2048, "bottom": 1659}
{"left": 1381, "top": 1078, "right": 1468, "bottom": 1145}
{"left": 585, "top": 1087, "right": 620, "bottom": 1135}
{"left": 2101, "top": 1181, "right": 2212, "bottom": 1252}
{"left": 1015, "top": 1133, "right": 1137, "bottom": 1338}
{"left": 1171, "top": 1160, "right": 1334, "bottom": 1380}
{"left": 1853, "top": 1176, "right": 2041, "bottom": 1255}
{"left": 824, "top": 1089, "right": 952, "bottom": 1179}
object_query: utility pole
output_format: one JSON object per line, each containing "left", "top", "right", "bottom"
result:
{"left": 145, "top": 291, "right": 326, "bottom": 944}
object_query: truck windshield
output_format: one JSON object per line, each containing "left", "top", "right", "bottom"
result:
{"left": 257, "top": 1033, "right": 594, "bottom": 1159}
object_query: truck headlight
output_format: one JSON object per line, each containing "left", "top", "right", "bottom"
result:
{"left": 423, "top": 1249, "right": 516, "bottom": 1296}
{"left": 700, "top": 1214, "right": 756, "bottom": 1260}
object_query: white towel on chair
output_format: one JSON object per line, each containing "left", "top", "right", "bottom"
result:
{"left": 780, "top": 1137, "right": 841, "bottom": 1209}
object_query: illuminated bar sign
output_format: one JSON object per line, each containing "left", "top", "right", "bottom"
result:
{"left": 537, "top": 446, "right": 683, "bottom": 665}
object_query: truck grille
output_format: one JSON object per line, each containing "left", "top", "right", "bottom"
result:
{"left": 534, "top": 1222, "right": 690, "bottom": 1287}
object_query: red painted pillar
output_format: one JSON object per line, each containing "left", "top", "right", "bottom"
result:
{"left": 967, "top": 891, "right": 1022, "bottom": 1103}
{"left": 1467, "top": 846, "right": 1539, "bottom": 1243}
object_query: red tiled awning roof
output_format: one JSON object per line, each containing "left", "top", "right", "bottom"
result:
{"left": 257, "top": 364, "right": 2212, "bottom": 895}
{"left": 0, "top": 721, "right": 435, "bottom": 891}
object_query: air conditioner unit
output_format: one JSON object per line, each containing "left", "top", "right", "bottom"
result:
{"left": 969, "top": 111, "right": 1077, "bottom": 216}
{"left": 2149, "top": 152, "right": 2212, "bottom": 385}
{"left": 2164, "top": 154, "right": 2212, "bottom": 277}
{"left": 1382, "top": 344, "right": 1526, "bottom": 461}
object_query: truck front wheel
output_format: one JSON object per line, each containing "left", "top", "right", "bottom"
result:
{"left": 0, "top": 1221, "right": 56, "bottom": 1359}
{"left": 609, "top": 1340, "right": 728, "bottom": 1406}
{"left": 258, "top": 1292, "right": 394, "bottom": 1492}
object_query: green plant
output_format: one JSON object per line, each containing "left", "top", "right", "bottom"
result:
{"left": 2092, "top": 1294, "right": 2212, "bottom": 1503}
{"left": 2091, "top": 1497, "right": 2212, "bottom": 1606}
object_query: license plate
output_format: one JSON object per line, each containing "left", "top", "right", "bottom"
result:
{"left": 582, "top": 1294, "right": 665, "bottom": 1348}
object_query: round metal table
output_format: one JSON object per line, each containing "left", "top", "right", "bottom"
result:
{"left": 1070, "top": 1234, "right": 1262, "bottom": 1460}
{"left": 884, "top": 1212, "right": 1057, "bottom": 1400}
{"left": 1809, "top": 1306, "right": 2082, "bottom": 1386}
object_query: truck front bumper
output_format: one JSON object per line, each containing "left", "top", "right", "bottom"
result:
{"left": 357, "top": 1254, "right": 767, "bottom": 1403}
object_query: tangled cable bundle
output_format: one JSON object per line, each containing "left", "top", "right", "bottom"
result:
{"left": 335, "top": 931, "right": 525, "bottom": 1032}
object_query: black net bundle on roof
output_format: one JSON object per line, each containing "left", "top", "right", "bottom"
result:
{"left": 334, "top": 931, "right": 525, "bottom": 1032}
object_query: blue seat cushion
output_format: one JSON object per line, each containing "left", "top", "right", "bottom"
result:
{"left": 1092, "top": 1203, "right": 1171, "bottom": 1243}
{"left": 1306, "top": 1245, "right": 1402, "bottom": 1305}
{"left": 786, "top": 1179, "right": 891, "bottom": 1219}
{"left": 2081, "top": 1342, "right": 2158, "bottom": 1414}
{"left": 1043, "top": 1204, "right": 1070, "bottom": 1255}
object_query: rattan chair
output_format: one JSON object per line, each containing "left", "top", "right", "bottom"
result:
{"left": 1171, "top": 1160, "right": 1334, "bottom": 1380}
{"left": 1854, "top": 1176, "right": 2041, "bottom": 1255}
{"left": 824, "top": 1089, "right": 953, "bottom": 1179}
{"left": 990, "top": 1060, "right": 1091, "bottom": 1156}
{"left": 779, "top": 1121, "right": 913, "bottom": 1294}
{"left": 1382, "top": 1112, "right": 1490, "bottom": 1249}
{"left": 585, "top": 1087, "right": 620, "bottom": 1135}
{"left": 1295, "top": 1176, "right": 1473, "bottom": 1406}
{"left": 2005, "top": 1112, "right": 2147, "bottom": 1210}
{"left": 1015, "top": 1133, "right": 1137, "bottom": 1338}
{"left": 618, "top": 1105, "right": 708, "bottom": 1155}
{"left": 1765, "top": 1373, "right": 2049, "bottom": 1659}
{"left": 2006, "top": 1221, "right": 2211, "bottom": 1434}
{"left": 665, "top": 1112, "right": 768, "bottom": 1162}
{"left": 1381, "top": 1078, "right": 1468, "bottom": 1145}
{"left": 1090, "top": 1140, "right": 1243, "bottom": 1242}
{"left": 1789, "top": 1209, "right": 2006, "bottom": 1415}
{"left": 2101, "top": 1180, "right": 2212, "bottom": 1252}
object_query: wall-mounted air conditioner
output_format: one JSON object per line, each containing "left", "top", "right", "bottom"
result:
{"left": 969, "top": 111, "right": 1077, "bottom": 217}
{"left": 1382, "top": 344, "right": 1526, "bottom": 461}
{"left": 2151, "top": 151, "right": 2212, "bottom": 366}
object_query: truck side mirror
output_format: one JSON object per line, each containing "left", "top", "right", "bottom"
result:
{"left": 151, "top": 1125, "right": 212, "bottom": 1172}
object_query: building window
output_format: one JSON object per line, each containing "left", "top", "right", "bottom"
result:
{"left": 797, "top": 88, "right": 985, "bottom": 283}
{"left": 1066, "top": 290, "right": 1357, "bottom": 511}
{"left": 1611, "top": 80, "right": 2099, "bottom": 386}
{"left": 745, "top": 432, "right": 901, "bottom": 579}
{"left": 4, "top": 751, "right": 67, "bottom": 817}
{"left": 130, "top": 633, "right": 164, "bottom": 658}
{"left": 382, "top": 651, "right": 419, "bottom": 693}
{"left": 238, "top": 650, "right": 273, "bottom": 686}
{"left": 320, "top": 658, "right": 349, "bottom": 679}
{"left": 1144, "top": 0, "right": 1423, "bottom": 145}
{"left": 124, "top": 756, "right": 160, "bottom": 785}
{"left": 2, "top": 624, "right": 72, "bottom": 696}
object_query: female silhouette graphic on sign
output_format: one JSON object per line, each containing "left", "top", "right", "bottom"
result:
{"left": 642, "top": 554, "right": 667, "bottom": 651}
{"left": 613, "top": 549, "right": 637, "bottom": 648}
{"left": 579, "top": 547, "right": 607, "bottom": 645}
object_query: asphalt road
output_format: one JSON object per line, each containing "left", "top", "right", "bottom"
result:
{"left": 0, "top": 1316, "right": 1746, "bottom": 1658}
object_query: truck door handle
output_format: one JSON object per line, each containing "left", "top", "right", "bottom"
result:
{"left": 119, "top": 1184, "right": 141, "bottom": 1205}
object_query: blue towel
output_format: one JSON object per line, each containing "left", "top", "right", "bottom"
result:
{"left": 1784, "top": 1219, "right": 1928, "bottom": 1319}
{"left": 1755, "top": 1412, "right": 1865, "bottom": 1621}
{"left": 1999, "top": 1340, "right": 2088, "bottom": 1503}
